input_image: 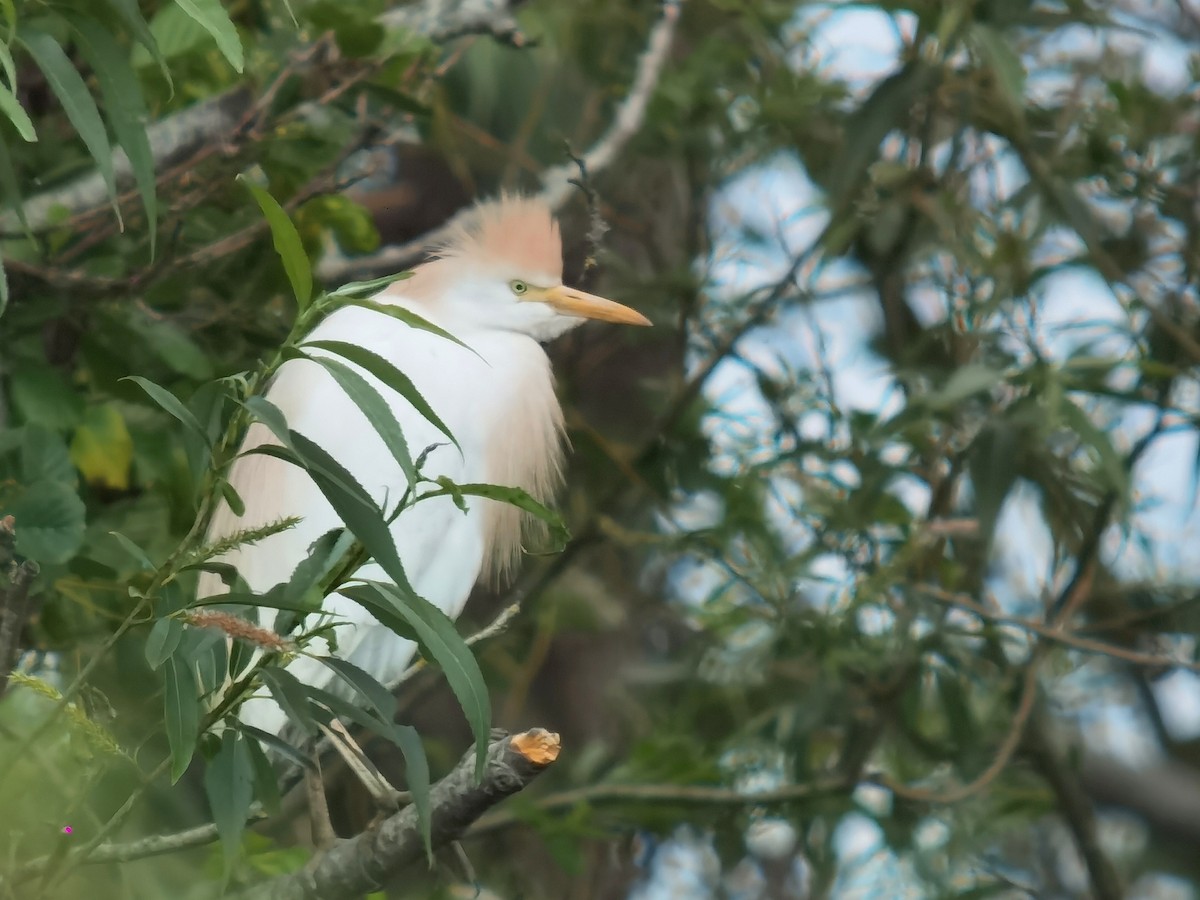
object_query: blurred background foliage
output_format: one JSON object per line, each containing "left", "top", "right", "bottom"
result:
{"left": 1, "top": 0, "right": 1199, "bottom": 897}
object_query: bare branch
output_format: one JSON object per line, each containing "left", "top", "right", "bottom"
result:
{"left": 249, "top": 729, "right": 560, "bottom": 900}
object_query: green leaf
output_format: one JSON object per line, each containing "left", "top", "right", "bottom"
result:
{"left": 174, "top": 0, "right": 244, "bottom": 72}
{"left": 164, "top": 655, "right": 200, "bottom": 782}
{"left": 70, "top": 403, "right": 134, "bottom": 490}
{"left": 21, "top": 426, "right": 76, "bottom": 487}
{"left": 970, "top": 24, "right": 1026, "bottom": 124}
{"left": 102, "top": 0, "right": 173, "bottom": 90}
{"left": 20, "top": 30, "right": 120, "bottom": 220}
{"left": 10, "top": 365, "right": 84, "bottom": 429}
{"left": 69, "top": 15, "right": 158, "bottom": 256}
{"left": 244, "top": 731, "right": 282, "bottom": 816}
{"left": 928, "top": 365, "right": 1005, "bottom": 411}
{"left": 2, "top": 481, "right": 86, "bottom": 564}
{"left": 0, "top": 136, "right": 32, "bottom": 238}
{"left": 236, "top": 723, "right": 314, "bottom": 772}
{"left": 132, "top": 0, "right": 208, "bottom": 65}
{"left": 192, "top": 590, "right": 323, "bottom": 617}
{"left": 420, "top": 481, "right": 569, "bottom": 552}
{"left": 824, "top": 61, "right": 937, "bottom": 219}
{"left": 238, "top": 175, "right": 312, "bottom": 308}
{"left": 325, "top": 271, "right": 412, "bottom": 300}
{"left": 391, "top": 723, "right": 432, "bottom": 862}
{"left": 146, "top": 617, "right": 183, "bottom": 669}
{"left": 317, "top": 657, "right": 397, "bottom": 721}
{"left": 302, "top": 339, "right": 458, "bottom": 450}
{"left": 204, "top": 730, "right": 255, "bottom": 872}
{"left": 339, "top": 299, "right": 473, "bottom": 354}
{"left": 220, "top": 479, "right": 246, "bottom": 517}
{"left": 110, "top": 531, "right": 156, "bottom": 570}
{"left": 122, "top": 376, "right": 211, "bottom": 445}
{"left": 260, "top": 667, "right": 319, "bottom": 734}
{"left": 295, "top": 349, "right": 417, "bottom": 487}
{"left": 968, "top": 423, "right": 1019, "bottom": 545}
{"left": 1058, "top": 399, "right": 1129, "bottom": 500}
{"left": 344, "top": 581, "right": 490, "bottom": 779}
{"left": 0, "top": 82, "right": 35, "bottom": 141}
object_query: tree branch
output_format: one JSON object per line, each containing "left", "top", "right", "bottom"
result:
{"left": 3, "top": 0, "right": 522, "bottom": 233}
{"left": 249, "top": 728, "right": 560, "bottom": 900}
{"left": 318, "top": 0, "right": 685, "bottom": 282}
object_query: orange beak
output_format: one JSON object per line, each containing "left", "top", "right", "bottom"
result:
{"left": 539, "top": 285, "right": 652, "bottom": 326}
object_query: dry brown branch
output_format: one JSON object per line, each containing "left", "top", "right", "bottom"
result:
{"left": 249, "top": 728, "right": 560, "bottom": 900}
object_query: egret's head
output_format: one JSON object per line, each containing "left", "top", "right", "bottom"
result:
{"left": 405, "top": 195, "right": 651, "bottom": 340}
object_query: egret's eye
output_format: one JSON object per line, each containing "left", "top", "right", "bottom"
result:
{"left": 509, "top": 280, "right": 529, "bottom": 296}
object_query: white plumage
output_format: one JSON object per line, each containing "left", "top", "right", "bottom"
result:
{"left": 199, "top": 196, "right": 649, "bottom": 737}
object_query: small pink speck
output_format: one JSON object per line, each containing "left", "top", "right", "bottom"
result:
{"left": 61, "top": 826, "right": 72, "bottom": 835}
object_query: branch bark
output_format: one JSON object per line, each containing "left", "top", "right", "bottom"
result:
{"left": 0, "top": 517, "right": 39, "bottom": 701}
{"left": 249, "top": 728, "right": 560, "bottom": 900}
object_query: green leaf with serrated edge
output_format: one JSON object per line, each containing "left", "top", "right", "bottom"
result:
{"left": 302, "top": 339, "right": 458, "bottom": 449}
{"left": 146, "top": 617, "right": 183, "bottom": 669}
{"left": 239, "top": 175, "right": 311, "bottom": 308}
{"left": 0, "top": 83, "right": 34, "bottom": 141}
{"left": 20, "top": 31, "right": 118, "bottom": 216}
{"left": 260, "top": 667, "right": 318, "bottom": 734}
{"left": 164, "top": 655, "right": 199, "bottom": 782}
{"left": 122, "top": 376, "right": 210, "bottom": 445}
{"left": 175, "top": 0, "right": 244, "bottom": 72}
{"left": 70, "top": 15, "right": 158, "bottom": 256}
{"left": 294, "top": 348, "right": 417, "bottom": 487}
{"left": 343, "top": 581, "right": 490, "bottom": 779}
{"left": 102, "top": 0, "right": 173, "bottom": 90}
{"left": 204, "top": 730, "right": 255, "bottom": 872}
{"left": 244, "top": 731, "right": 281, "bottom": 815}
{"left": 317, "top": 657, "right": 397, "bottom": 721}
{"left": 418, "top": 481, "right": 569, "bottom": 552}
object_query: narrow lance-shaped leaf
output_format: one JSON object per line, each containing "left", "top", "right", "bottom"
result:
{"left": 204, "top": 730, "right": 255, "bottom": 873}
{"left": 122, "top": 376, "right": 211, "bottom": 445}
{"left": 302, "top": 339, "right": 459, "bottom": 450}
{"left": 244, "top": 733, "right": 281, "bottom": 816}
{"left": 420, "top": 480, "right": 569, "bottom": 552}
{"left": 20, "top": 30, "right": 120, "bottom": 220}
{"left": 260, "top": 667, "right": 318, "bottom": 735}
{"left": 164, "top": 655, "right": 200, "bottom": 782}
{"left": 238, "top": 175, "right": 312, "bottom": 309}
{"left": 338, "top": 299, "right": 474, "bottom": 353}
{"left": 325, "top": 271, "right": 413, "bottom": 300}
{"left": 0, "top": 83, "right": 35, "bottom": 142}
{"left": 343, "top": 581, "right": 491, "bottom": 779}
{"left": 70, "top": 15, "right": 159, "bottom": 257}
{"left": 0, "top": 137, "right": 32, "bottom": 239}
{"left": 293, "top": 348, "right": 417, "bottom": 488}
{"left": 174, "top": 0, "right": 244, "bottom": 73}
{"left": 102, "top": 0, "right": 173, "bottom": 90}
{"left": 146, "top": 617, "right": 183, "bottom": 669}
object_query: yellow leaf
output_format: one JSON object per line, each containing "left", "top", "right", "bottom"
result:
{"left": 70, "top": 404, "right": 133, "bottom": 490}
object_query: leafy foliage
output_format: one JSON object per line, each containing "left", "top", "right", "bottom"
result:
{"left": 0, "top": 0, "right": 1198, "bottom": 898}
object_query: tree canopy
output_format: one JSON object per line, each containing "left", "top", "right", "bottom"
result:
{"left": 1, "top": 0, "right": 1199, "bottom": 897}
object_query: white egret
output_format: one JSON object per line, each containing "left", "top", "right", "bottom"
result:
{"left": 199, "top": 195, "right": 650, "bottom": 774}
